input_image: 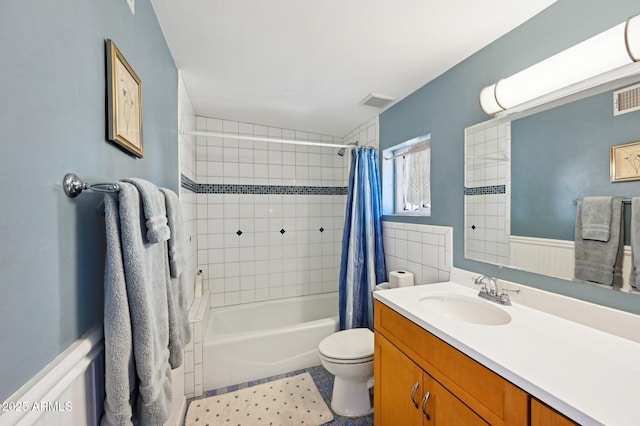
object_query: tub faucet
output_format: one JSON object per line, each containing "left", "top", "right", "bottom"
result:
{"left": 473, "top": 275, "right": 518, "bottom": 306}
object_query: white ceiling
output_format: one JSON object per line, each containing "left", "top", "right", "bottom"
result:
{"left": 151, "top": 0, "right": 556, "bottom": 137}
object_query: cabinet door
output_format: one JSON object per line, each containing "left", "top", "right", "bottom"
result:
{"left": 421, "top": 372, "right": 489, "bottom": 426}
{"left": 531, "top": 398, "right": 578, "bottom": 426}
{"left": 375, "top": 333, "right": 423, "bottom": 426}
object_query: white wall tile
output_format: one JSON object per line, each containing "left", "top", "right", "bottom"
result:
{"left": 195, "top": 115, "right": 350, "bottom": 306}
{"left": 383, "top": 222, "right": 453, "bottom": 285}
{"left": 193, "top": 116, "right": 382, "bottom": 308}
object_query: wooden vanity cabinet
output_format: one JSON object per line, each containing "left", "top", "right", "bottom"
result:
{"left": 374, "top": 300, "right": 528, "bottom": 425}
{"left": 376, "top": 333, "right": 488, "bottom": 425}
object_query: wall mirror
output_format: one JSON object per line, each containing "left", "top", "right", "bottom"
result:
{"left": 464, "top": 70, "right": 640, "bottom": 293}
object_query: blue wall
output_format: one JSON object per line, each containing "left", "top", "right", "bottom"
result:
{"left": 380, "top": 0, "right": 640, "bottom": 314}
{"left": 512, "top": 89, "right": 640, "bottom": 242}
{"left": 0, "top": 0, "right": 178, "bottom": 401}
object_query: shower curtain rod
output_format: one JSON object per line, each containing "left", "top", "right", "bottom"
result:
{"left": 181, "top": 130, "right": 357, "bottom": 149}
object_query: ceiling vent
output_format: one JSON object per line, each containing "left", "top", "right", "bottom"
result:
{"left": 613, "top": 83, "right": 640, "bottom": 116}
{"left": 360, "top": 92, "right": 396, "bottom": 109}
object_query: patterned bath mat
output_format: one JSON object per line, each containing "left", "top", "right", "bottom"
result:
{"left": 185, "top": 372, "right": 334, "bottom": 425}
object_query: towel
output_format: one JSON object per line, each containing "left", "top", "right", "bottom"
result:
{"left": 574, "top": 197, "right": 624, "bottom": 287}
{"left": 102, "top": 191, "right": 136, "bottom": 425}
{"left": 629, "top": 198, "right": 640, "bottom": 291}
{"left": 159, "top": 188, "right": 185, "bottom": 278}
{"left": 121, "top": 178, "right": 170, "bottom": 243}
{"left": 581, "top": 196, "right": 612, "bottom": 241}
{"left": 160, "top": 187, "right": 191, "bottom": 369}
{"left": 101, "top": 182, "right": 173, "bottom": 426}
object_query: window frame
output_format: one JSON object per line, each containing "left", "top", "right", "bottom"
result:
{"left": 382, "top": 134, "right": 431, "bottom": 217}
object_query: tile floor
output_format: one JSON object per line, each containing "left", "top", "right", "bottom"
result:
{"left": 183, "top": 365, "right": 374, "bottom": 425}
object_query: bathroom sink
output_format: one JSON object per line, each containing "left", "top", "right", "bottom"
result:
{"left": 419, "top": 294, "right": 511, "bottom": 325}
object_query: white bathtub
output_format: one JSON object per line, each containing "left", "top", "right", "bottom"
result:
{"left": 203, "top": 292, "right": 339, "bottom": 391}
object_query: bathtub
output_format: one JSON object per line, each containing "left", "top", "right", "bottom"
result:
{"left": 203, "top": 292, "right": 339, "bottom": 391}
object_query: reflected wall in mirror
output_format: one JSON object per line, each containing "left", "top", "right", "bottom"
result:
{"left": 464, "top": 77, "right": 640, "bottom": 293}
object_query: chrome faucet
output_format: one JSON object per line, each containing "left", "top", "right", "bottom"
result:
{"left": 473, "top": 275, "right": 519, "bottom": 306}
{"left": 474, "top": 274, "right": 497, "bottom": 294}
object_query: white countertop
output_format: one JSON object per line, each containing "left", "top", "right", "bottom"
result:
{"left": 374, "top": 281, "right": 640, "bottom": 426}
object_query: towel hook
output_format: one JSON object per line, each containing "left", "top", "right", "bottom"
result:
{"left": 63, "top": 173, "right": 120, "bottom": 198}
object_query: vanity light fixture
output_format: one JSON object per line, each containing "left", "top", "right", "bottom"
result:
{"left": 480, "top": 14, "right": 640, "bottom": 115}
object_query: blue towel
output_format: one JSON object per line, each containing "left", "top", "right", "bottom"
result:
{"left": 160, "top": 187, "right": 191, "bottom": 369}
{"left": 121, "top": 178, "right": 170, "bottom": 243}
{"left": 629, "top": 198, "right": 640, "bottom": 291}
{"left": 574, "top": 198, "right": 624, "bottom": 287}
{"left": 102, "top": 183, "right": 173, "bottom": 425}
{"left": 581, "top": 196, "right": 612, "bottom": 242}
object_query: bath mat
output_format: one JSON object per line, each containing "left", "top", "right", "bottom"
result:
{"left": 185, "top": 372, "right": 334, "bottom": 425}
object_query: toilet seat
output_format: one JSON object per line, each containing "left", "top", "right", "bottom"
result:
{"left": 319, "top": 354, "right": 374, "bottom": 365}
{"left": 318, "top": 328, "right": 374, "bottom": 363}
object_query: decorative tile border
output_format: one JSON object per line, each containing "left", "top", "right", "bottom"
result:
{"left": 181, "top": 174, "right": 347, "bottom": 195}
{"left": 464, "top": 185, "right": 506, "bottom": 196}
{"left": 181, "top": 174, "right": 198, "bottom": 193}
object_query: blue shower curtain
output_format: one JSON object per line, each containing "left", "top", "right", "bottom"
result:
{"left": 339, "top": 147, "right": 386, "bottom": 331}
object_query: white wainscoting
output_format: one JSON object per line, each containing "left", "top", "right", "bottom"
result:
{"left": 509, "top": 235, "right": 633, "bottom": 291}
{"left": 0, "top": 326, "right": 186, "bottom": 426}
{"left": 0, "top": 326, "right": 105, "bottom": 426}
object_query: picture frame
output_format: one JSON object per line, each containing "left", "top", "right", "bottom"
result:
{"left": 611, "top": 141, "right": 640, "bottom": 182}
{"left": 106, "top": 39, "right": 143, "bottom": 158}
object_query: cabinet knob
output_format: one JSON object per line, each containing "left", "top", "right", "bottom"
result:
{"left": 421, "top": 391, "right": 431, "bottom": 420}
{"left": 410, "top": 381, "right": 420, "bottom": 408}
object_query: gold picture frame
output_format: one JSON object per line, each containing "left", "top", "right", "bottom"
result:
{"left": 611, "top": 141, "right": 640, "bottom": 182}
{"left": 106, "top": 39, "right": 143, "bottom": 157}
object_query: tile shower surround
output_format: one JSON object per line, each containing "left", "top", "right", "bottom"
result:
{"left": 178, "top": 73, "right": 200, "bottom": 398}
{"left": 178, "top": 73, "right": 198, "bottom": 306}
{"left": 197, "top": 191, "right": 346, "bottom": 307}
{"left": 194, "top": 116, "right": 354, "bottom": 307}
{"left": 183, "top": 293, "right": 208, "bottom": 399}
{"left": 464, "top": 121, "right": 511, "bottom": 266}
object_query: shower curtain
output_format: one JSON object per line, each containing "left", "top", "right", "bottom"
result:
{"left": 339, "top": 147, "right": 386, "bottom": 330}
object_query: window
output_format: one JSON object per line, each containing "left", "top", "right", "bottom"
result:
{"left": 382, "top": 135, "right": 431, "bottom": 216}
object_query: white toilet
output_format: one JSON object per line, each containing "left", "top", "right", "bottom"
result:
{"left": 318, "top": 328, "right": 374, "bottom": 417}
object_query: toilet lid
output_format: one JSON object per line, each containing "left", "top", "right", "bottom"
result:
{"left": 318, "top": 328, "right": 374, "bottom": 360}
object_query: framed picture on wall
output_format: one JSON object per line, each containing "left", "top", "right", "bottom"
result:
{"left": 611, "top": 141, "right": 640, "bottom": 182}
{"left": 106, "top": 39, "right": 143, "bottom": 158}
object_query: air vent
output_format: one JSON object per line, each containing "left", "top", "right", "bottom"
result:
{"left": 613, "top": 83, "right": 640, "bottom": 116}
{"left": 360, "top": 92, "right": 396, "bottom": 109}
